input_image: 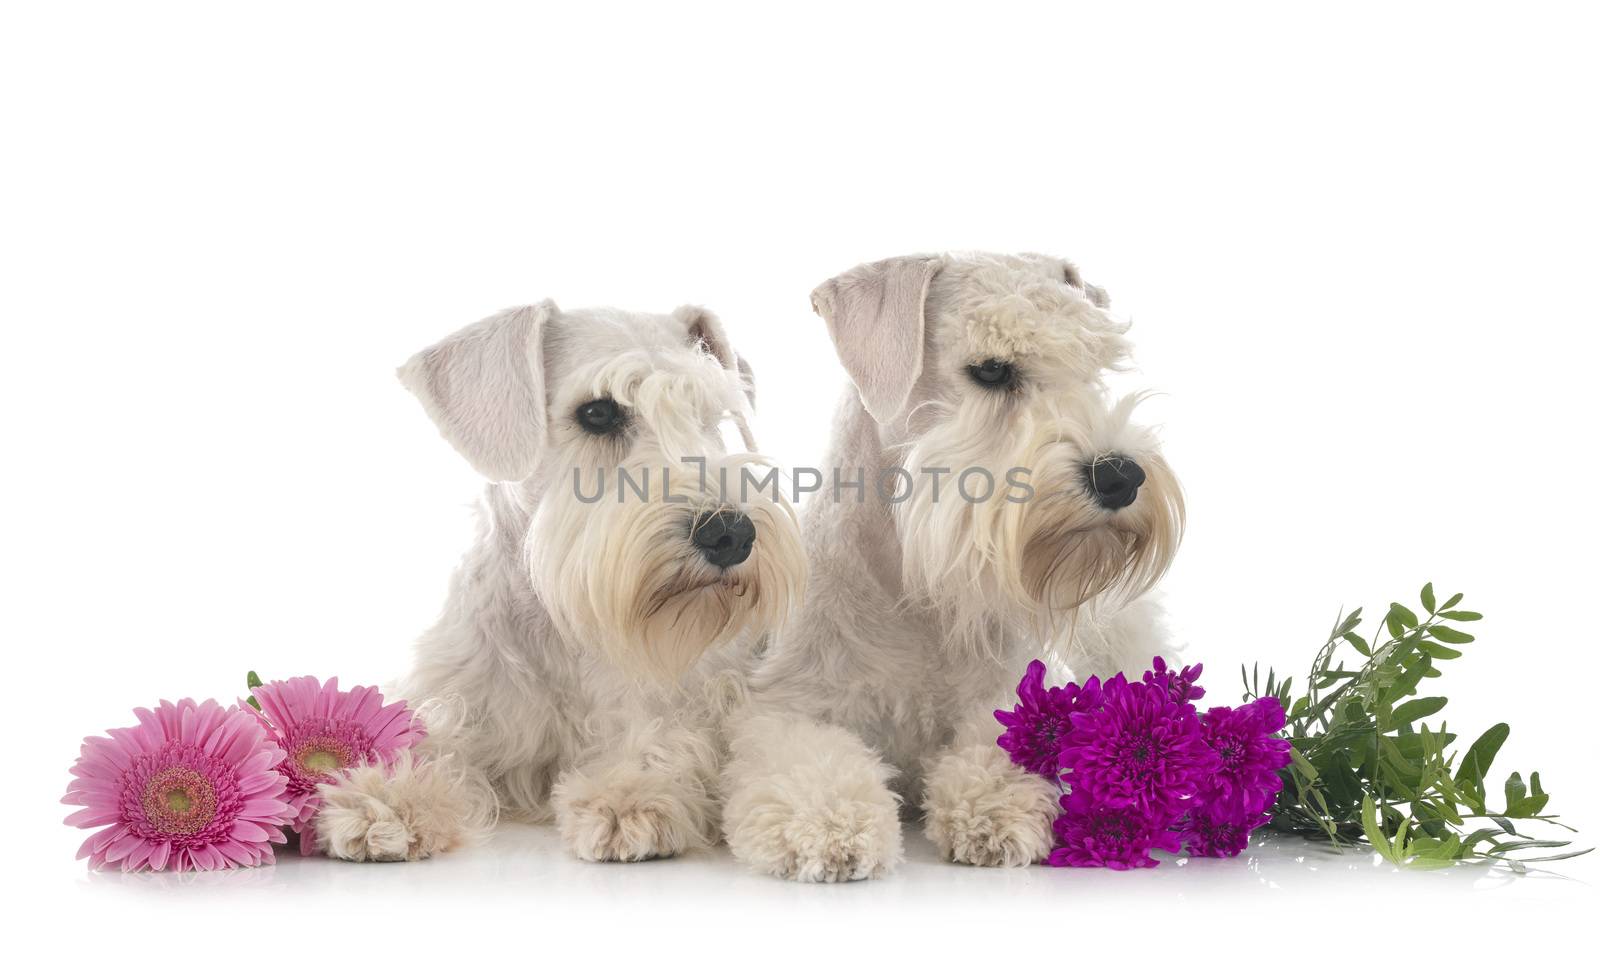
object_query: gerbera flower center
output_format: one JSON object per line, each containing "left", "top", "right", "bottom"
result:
{"left": 293, "top": 736, "right": 355, "bottom": 778}
{"left": 140, "top": 766, "right": 218, "bottom": 836}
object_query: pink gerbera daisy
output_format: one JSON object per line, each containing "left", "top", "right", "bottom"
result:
{"left": 243, "top": 676, "right": 424, "bottom": 854}
{"left": 63, "top": 699, "right": 292, "bottom": 871}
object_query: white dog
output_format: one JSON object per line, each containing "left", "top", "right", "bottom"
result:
{"left": 315, "top": 301, "right": 805, "bottom": 863}
{"left": 722, "top": 253, "right": 1184, "bottom": 881}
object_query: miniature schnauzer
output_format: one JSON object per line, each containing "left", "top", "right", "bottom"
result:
{"left": 316, "top": 301, "right": 805, "bottom": 863}
{"left": 722, "top": 253, "right": 1183, "bottom": 880}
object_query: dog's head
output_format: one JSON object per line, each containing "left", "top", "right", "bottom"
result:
{"left": 399, "top": 301, "right": 805, "bottom": 679}
{"left": 812, "top": 253, "right": 1183, "bottom": 649}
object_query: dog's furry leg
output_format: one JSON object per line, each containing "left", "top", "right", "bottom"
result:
{"left": 551, "top": 721, "right": 720, "bottom": 862}
{"left": 1062, "top": 593, "right": 1176, "bottom": 683}
{"left": 315, "top": 747, "right": 495, "bottom": 862}
{"left": 721, "top": 712, "right": 903, "bottom": 882}
{"left": 921, "top": 722, "right": 1058, "bottom": 867}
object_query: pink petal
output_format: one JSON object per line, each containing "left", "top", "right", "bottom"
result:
{"left": 122, "top": 844, "right": 152, "bottom": 872}
{"left": 230, "top": 820, "right": 271, "bottom": 843}
{"left": 77, "top": 825, "right": 121, "bottom": 861}
{"left": 179, "top": 701, "right": 198, "bottom": 742}
{"left": 319, "top": 677, "right": 341, "bottom": 718}
{"left": 212, "top": 841, "right": 242, "bottom": 867}
{"left": 64, "top": 807, "right": 120, "bottom": 829}
{"left": 238, "top": 797, "right": 291, "bottom": 819}
{"left": 146, "top": 841, "right": 172, "bottom": 871}
{"left": 130, "top": 708, "right": 165, "bottom": 751}
{"left": 92, "top": 824, "right": 131, "bottom": 855}
{"left": 103, "top": 832, "right": 147, "bottom": 865}
{"left": 237, "top": 770, "right": 285, "bottom": 796}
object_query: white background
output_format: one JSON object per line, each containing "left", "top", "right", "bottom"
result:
{"left": 4, "top": 1, "right": 1598, "bottom": 954}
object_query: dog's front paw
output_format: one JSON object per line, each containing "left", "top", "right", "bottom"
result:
{"left": 314, "top": 754, "right": 477, "bottom": 862}
{"left": 317, "top": 795, "right": 417, "bottom": 862}
{"left": 923, "top": 744, "right": 1057, "bottom": 867}
{"left": 553, "top": 766, "right": 711, "bottom": 863}
{"left": 724, "top": 768, "right": 903, "bottom": 882}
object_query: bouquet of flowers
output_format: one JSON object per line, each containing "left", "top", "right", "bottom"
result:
{"left": 63, "top": 673, "right": 422, "bottom": 872}
{"left": 996, "top": 656, "right": 1290, "bottom": 868}
{"left": 998, "top": 585, "right": 1589, "bottom": 871}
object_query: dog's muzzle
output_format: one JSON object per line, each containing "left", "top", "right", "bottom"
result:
{"left": 1083, "top": 455, "right": 1146, "bottom": 511}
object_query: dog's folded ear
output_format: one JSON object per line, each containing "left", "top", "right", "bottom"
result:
{"left": 675, "top": 304, "right": 756, "bottom": 408}
{"left": 398, "top": 301, "right": 554, "bottom": 482}
{"left": 810, "top": 255, "right": 941, "bottom": 424}
{"left": 675, "top": 304, "right": 760, "bottom": 449}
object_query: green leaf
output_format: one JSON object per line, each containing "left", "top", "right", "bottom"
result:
{"left": 1394, "top": 729, "right": 1457, "bottom": 759}
{"left": 1332, "top": 607, "right": 1363, "bottom": 638}
{"left": 1383, "top": 655, "right": 1433, "bottom": 705}
{"left": 245, "top": 670, "right": 263, "bottom": 711}
{"left": 1523, "top": 770, "right": 1550, "bottom": 814}
{"left": 1506, "top": 768, "right": 1549, "bottom": 816}
{"left": 1246, "top": 588, "right": 1585, "bottom": 867}
{"left": 1488, "top": 839, "right": 1571, "bottom": 854}
{"left": 1505, "top": 771, "right": 1527, "bottom": 807}
{"left": 1362, "top": 795, "right": 1394, "bottom": 861}
{"left": 1515, "top": 848, "right": 1596, "bottom": 863}
{"left": 1457, "top": 722, "right": 1510, "bottom": 787}
{"left": 1416, "top": 640, "right": 1463, "bottom": 660}
{"left": 1426, "top": 624, "right": 1475, "bottom": 644}
{"left": 1386, "top": 603, "right": 1419, "bottom": 637}
{"left": 1387, "top": 697, "right": 1447, "bottom": 729}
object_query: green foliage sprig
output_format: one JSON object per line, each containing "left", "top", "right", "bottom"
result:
{"left": 1246, "top": 585, "right": 1589, "bottom": 870}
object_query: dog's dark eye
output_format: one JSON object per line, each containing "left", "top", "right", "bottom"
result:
{"left": 575, "top": 398, "right": 625, "bottom": 435}
{"left": 967, "top": 359, "right": 1015, "bottom": 389}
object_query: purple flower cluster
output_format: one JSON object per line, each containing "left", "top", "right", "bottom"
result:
{"left": 995, "top": 657, "right": 1291, "bottom": 869}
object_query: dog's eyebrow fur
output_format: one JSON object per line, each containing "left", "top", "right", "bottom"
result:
{"left": 565, "top": 350, "right": 749, "bottom": 465}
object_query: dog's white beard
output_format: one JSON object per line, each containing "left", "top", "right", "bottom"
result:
{"left": 527, "top": 453, "right": 805, "bottom": 680}
{"left": 894, "top": 394, "right": 1183, "bottom": 656}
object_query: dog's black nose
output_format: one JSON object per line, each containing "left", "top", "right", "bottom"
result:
{"left": 1084, "top": 455, "right": 1146, "bottom": 511}
{"left": 691, "top": 510, "right": 757, "bottom": 568}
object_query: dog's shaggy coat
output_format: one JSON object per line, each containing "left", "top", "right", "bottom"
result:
{"left": 722, "top": 253, "right": 1184, "bottom": 881}
{"left": 316, "top": 302, "right": 805, "bottom": 863}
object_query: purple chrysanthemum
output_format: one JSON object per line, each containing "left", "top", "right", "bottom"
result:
{"left": 1046, "top": 789, "right": 1180, "bottom": 870}
{"left": 1179, "top": 805, "right": 1270, "bottom": 858}
{"left": 1143, "top": 656, "right": 1206, "bottom": 704}
{"left": 1059, "top": 674, "right": 1217, "bottom": 820}
{"left": 1196, "top": 696, "right": 1292, "bottom": 820}
{"left": 994, "top": 659, "right": 1102, "bottom": 779}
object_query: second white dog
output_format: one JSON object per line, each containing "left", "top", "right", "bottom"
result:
{"left": 722, "top": 253, "right": 1184, "bottom": 881}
